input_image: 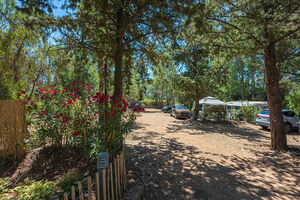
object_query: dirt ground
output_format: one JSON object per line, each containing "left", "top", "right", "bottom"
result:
{"left": 125, "top": 109, "right": 300, "bottom": 200}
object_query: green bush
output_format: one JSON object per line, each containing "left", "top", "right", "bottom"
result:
{"left": 205, "top": 106, "right": 227, "bottom": 121}
{"left": 57, "top": 171, "right": 82, "bottom": 193}
{"left": 14, "top": 179, "right": 56, "bottom": 200}
{"left": 237, "top": 106, "right": 260, "bottom": 121}
{"left": 286, "top": 84, "right": 300, "bottom": 115}
{"left": 18, "top": 82, "right": 138, "bottom": 158}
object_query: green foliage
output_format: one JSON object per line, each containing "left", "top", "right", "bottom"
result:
{"left": 0, "top": 178, "right": 10, "bottom": 197}
{"left": 237, "top": 106, "right": 260, "bottom": 121}
{"left": 57, "top": 171, "right": 82, "bottom": 194}
{"left": 205, "top": 106, "right": 227, "bottom": 121}
{"left": 14, "top": 179, "right": 56, "bottom": 200}
{"left": 286, "top": 84, "right": 300, "bottom": 115}
{"left": 19, "top": 81, "right": 137, "bottom": 158}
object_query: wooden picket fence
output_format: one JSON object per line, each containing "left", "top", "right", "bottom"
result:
{"left": 57, "top": 150, "right": 127, "bottom": 200}
{"left": 0, "top": 100, "right": 26, "bottom": 159}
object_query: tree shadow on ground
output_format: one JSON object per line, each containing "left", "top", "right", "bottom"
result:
{"left": 142, "top": 110, "right": 161, "bottom": 114}
{"left": 166, "top": 120, "right": 269, "bottom": 143}
{"left": 130, "top": 131, "right": 161, "bottom": 142}
{"left": 131, "top": 122, "right": 151, "bottom": 130}
{"left": 126, "top": 139, "right": 300, "bottom": 200}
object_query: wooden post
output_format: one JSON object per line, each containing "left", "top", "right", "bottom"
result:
{"left": 64, "top": 192, "right": 68, "bottom": 200}
{"left": 102, "top": 169, "right": 107, "bottom": 200}
{"left": 114, "top": 158, "right": 119, "bottom": 200}
{"left": 96, "top": 172, "right": 100, "bottom": 200}
{"left": 107, "top": 166, "right": 111, "bottom": 200}
{"left": 119, "top": 154, "right": 123, "bottom": 195}
{"left": 123, "top": 151, "right": 127, "bottom": 189}
{"left": 71, "top": 186, "right": 76, "bottom": 200}
{"left": 88, "top": 176, "right": 92, "bottom": 200}
{"left": 110, "top": 163, "right": 114, "bottom": 200}
{"left": 78, "top": 181, "right": 84, "bottom": 200}
{"left": 117, "top": 155, "right": 121, "bottom": 199}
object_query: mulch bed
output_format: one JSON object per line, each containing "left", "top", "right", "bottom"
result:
{"left": 0, "top": 146, "right": 96, "bottom": 187}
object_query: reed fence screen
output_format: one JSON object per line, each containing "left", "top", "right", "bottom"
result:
{"left": 0, "top": 100, "right": 26, "bottom": 159}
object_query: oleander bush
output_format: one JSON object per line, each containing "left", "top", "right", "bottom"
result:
{"left": 18, "top": 80, "right": 140, "bottom": 158}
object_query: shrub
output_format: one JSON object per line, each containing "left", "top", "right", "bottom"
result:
{"left": 237, "top": 106, "right": 260, "bottom": 121}
{"left": 18, "top": 81, "right": 139, "bottom": 158}
{"left": 14, "top": 179, "right": 56, "bottom": 200}
{"left": 57, "top": 171, "right": 82, "bottom": 194}
{"left": 205, "top": 106, "right": 227, "bottom": 121}
{"left": 286, "top": 84, "right": 300, "bottom": 115}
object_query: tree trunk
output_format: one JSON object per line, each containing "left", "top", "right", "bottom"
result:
{"left": 240, "top": 62, "right": 245, "bottom": 100}
{"left": 264, "top": 42, "right": 288, "bottom": 151}
{"left": 193, "top": 85, "right": 200, "bottom": 121}
{"left": 250, "top": 68, "right": 255, "bottom": 100}
{"left": 113, "top": 6, "right": 124, "bottom": 99}
{"left": 98, "top": 58, "right": 103, "bottom": 92}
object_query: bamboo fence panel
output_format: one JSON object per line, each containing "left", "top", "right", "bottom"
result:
{"left": 0, "top": 100, "right": 26, "bottom": 159}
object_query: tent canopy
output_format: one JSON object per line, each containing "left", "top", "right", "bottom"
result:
{"left": 226, "top": 101, "right": 268, "bottom": 107}
{"left": 199, "top": 96, "right": 227, "bottom": 106}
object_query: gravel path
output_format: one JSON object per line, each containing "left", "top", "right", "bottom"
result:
{"left": 125, "top": 109, "right": 300, "bottom": 200}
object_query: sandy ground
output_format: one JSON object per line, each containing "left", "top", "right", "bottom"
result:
{"left": 125, "top": 109, "right": 300, "bottom": 200}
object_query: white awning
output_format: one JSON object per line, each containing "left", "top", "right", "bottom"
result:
{"left": 199, "top": 96, "right": 227, "bottom": 106}
{"left": 226, "top": 101, "right": 268, "bottom": 107}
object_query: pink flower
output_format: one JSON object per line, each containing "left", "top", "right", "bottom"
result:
{"left": 72, "top": 80, "right": 77, "bottom": 87}
{"left": 72, "top": 131, "right": 79, "bottom": 136}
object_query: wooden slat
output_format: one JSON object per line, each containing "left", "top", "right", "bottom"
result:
{"left": 117, "top": 155, "right": 121, "bottom": 199}
{"left": 123, "top": 151, "right": 127, "bottom": 188}
{"left": 114, "top": 158, "right": 119, "bottom": 200}
{"left": 78, "top": 181, "right": 84, "bottom": 200}
{"left": 107, "top": 166, "right": 110, "bottom": 200}
{"left": 87, "top": 176, "right": 92, "bottom": 200}
{"left": 119, "top": 153, "right": 123, "bottom": 194}
{"left": 64, "top": 192, "right": 68, "bottom": 200}
{"left": 110, "top": 163, "right": 114, "bottom": 200}
{"left": 71, "top": 186, "right": 76, "bottom": 200}
{"left": 96, "top": 172, "right": 100, "bottom": 200}
{"left": 102, "top": 169, "right": 107, "bottom": 200}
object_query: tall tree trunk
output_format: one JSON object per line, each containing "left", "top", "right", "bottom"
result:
{"left": 113, "top": 6, "right": 124, "bottom": 99}
{"left": 240, "top": 61, "right": 245, "bottom": 100}
{"left": 193, "top": 85, "right": 200, "bottom": 121}
{"left": 250, "top": 68, "right": 255, "bottom": 100}
{"left": 98, "top": 58, "right": 103, "bottom": 92}
{"left": 264, "top": 42, "right": 287, "bottom": 150}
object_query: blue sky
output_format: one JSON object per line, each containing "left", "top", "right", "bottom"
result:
{"left": 52, "top": 0, "right": 67, "bottom": 17}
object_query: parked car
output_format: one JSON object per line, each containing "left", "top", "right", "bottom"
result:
{"left": 171, "top": 104, "right": 191, "bottom": 119}
{"left": 162, "top": 105, "right": 172, "bottom": 113}
{"left": 256, "top": 109, "right": 300, "bottom": 133}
